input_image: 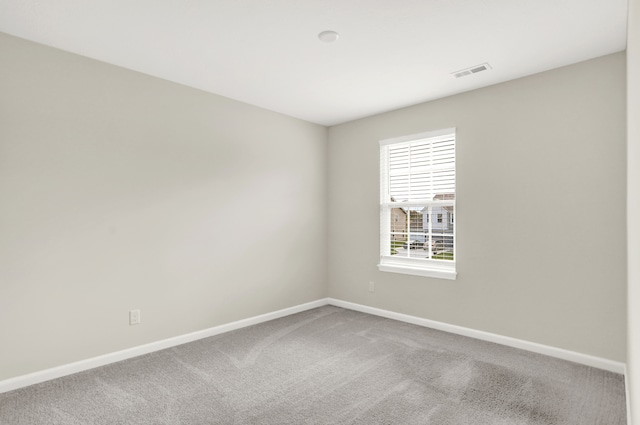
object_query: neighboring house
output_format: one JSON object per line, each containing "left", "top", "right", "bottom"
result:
{"left": 391, "top": 195, "right": 453, "bottom": 249}
{"left": 429, "top": 205, "right": 454, "bottom": 232}
{"left": 390, "top": 207, "right": 407, "bottom": 241}
{"left": 421, "top": 193, "right": 455, "bottom": 252}
{"left": 399, "top": 209, "right": 425, "bottom": 248}
{"left": 428, "top": 193, "right": 454, "bottom": 233}
{"left": 409, "top": 209, "right": 423, "bottom": 234}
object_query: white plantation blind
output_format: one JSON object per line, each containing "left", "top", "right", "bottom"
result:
{"left": 379, "top": 128, "right": 456, "bottom": 280}
{"left": 383, "top": 134, "right": 455, "bottom": 203}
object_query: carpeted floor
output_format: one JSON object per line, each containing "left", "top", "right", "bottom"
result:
{"left": 0, "top": 306, "right": 627, "bottom": 424}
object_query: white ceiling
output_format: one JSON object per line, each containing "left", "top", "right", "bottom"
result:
{"left": 0, "top": 0, "right": 628, "bottom": 126}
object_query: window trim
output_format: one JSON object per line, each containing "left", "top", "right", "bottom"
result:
{"left": 378, "top": 261, "right": 457, "bottom": 280}
{"left": 378, "top": 128, "right": 457, "bottom": 280}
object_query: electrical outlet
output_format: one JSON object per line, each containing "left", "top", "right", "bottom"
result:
{"left": 129, "top": 309, "right": 141, "bottom": 325}
{"left": 368, "top": 281, "right": 375, "bottom": 293}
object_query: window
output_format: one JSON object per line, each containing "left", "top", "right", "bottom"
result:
{"left": 378, "top": 128, "right": 456, "bottom": 279}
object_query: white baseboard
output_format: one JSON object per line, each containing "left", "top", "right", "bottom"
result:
{"left": 327, "top": 298, "right": 626, "bottom": 375}
{"left": 0, "top": 296, "right": 626, "bottom": 395}
{"left": 625, "top": 365, "right": 632, "bottom": 425}
{"left": 0, "top": 298, "right": 329, "bottom": 394}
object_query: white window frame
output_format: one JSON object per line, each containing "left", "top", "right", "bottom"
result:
{"left": 378, "top": 128, "right": 457, "bottom": 280}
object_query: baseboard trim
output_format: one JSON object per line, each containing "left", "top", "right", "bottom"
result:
{"left": 0, "top": 298, "right": 329, "bottom": 394}
{"left": 327, "top": 298, "right": 626, "bottom": 375}
{"left": 625, "top": 364, "right": 632, "bottom": 425}
{"left": 1, "top": 296, "right": 626, "bottom": 395}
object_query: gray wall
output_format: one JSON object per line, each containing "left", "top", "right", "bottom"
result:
{"left": 628, "top": 0, "right": 640, "bottom": 420}
{"left": 0, "top": 33, "right": 328, "bottom": 381}
{"left": 328, "top": 53, "right": 627, "bottom": 362}
{"left": 0, "top": 29, "right": 629, "bottom": 385}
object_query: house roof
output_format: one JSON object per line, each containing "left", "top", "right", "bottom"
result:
{"left": 433, "top": 194, "right": 455, "bottom": 201}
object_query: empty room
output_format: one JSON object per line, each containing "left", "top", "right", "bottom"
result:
{"left": 1, "top": 0, "right": 639, "bottom": 424}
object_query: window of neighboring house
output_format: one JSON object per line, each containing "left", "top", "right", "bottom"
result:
{"left": 379, "top": 128, "right": 456, "bottom": 280}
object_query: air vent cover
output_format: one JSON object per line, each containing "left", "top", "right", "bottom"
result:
{"left": 452, "top": 63, "right": 492, "bottom": 78}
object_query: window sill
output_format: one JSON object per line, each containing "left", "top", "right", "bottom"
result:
{"left": 377, "top": 262, "right": 457, "bottom": 280}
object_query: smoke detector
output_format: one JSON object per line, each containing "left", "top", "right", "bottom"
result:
{"left": 451, "top": 63, "right": 492, "bottom": 79}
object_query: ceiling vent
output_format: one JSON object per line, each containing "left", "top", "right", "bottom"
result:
{"left": 452, "top": 63, "right": 492, "bottom": 79}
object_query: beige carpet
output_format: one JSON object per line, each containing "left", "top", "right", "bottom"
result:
{"left": 0, "top": 306, "right": 627, "bottom": 424}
